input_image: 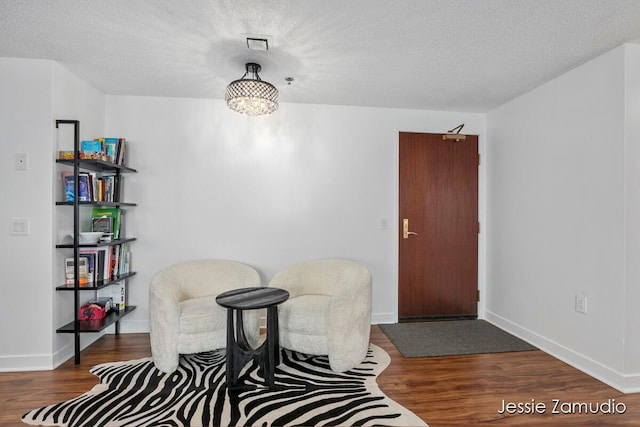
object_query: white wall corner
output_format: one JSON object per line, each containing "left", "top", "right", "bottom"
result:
{"left": 485, "top": 310, "right": 635, "bottom": 394}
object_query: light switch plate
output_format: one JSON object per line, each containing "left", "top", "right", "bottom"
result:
{"left": 10, "top": 218, "right": 30, "bottom": 235}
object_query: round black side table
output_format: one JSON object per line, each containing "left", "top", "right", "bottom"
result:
{"left": 215, "top": 287, "right": 289, "bottom": 388}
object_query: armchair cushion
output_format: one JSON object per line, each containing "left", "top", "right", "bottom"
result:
{"left": 279, "top": 295, "right": 330, "bottom": 355}
{"left": 178, "top": 296, "right": 226, "bottom": 334}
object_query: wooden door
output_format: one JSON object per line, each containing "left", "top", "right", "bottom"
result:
{"left": 398, "top": 132, "right": 479, "bottom": 320}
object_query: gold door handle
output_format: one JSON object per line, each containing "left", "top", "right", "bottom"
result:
{"left": 403, "top": 218, "right": 418, "bottom": 239}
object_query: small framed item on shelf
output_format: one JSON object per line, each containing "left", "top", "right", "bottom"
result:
{"left": 92, "top": 215, "right": 113, "bottom": 235}
{"left": 91, "top": 207, "right": 121, "bottom": 239}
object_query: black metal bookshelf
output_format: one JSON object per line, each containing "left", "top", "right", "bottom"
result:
{"left": 55, "top": 119, "right": 137, "bottom": 364}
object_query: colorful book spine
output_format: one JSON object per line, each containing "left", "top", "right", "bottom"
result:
{"left": 78, "top": 173, "right": 91, "bottom": 201}
{"left": 62, "top": 171, "right": 74, "bottom": 202}
{"left": 100, "top": 138, "right": 127, "bottom": 165}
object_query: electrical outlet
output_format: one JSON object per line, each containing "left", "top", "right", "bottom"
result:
{"left": 379, "top": 218, "right": 388, "bottom": 230}
{"left": 14, "top": 152, "right": 29, "bottom": 170}
{"left": 575, "top": 294, "right": 588, "bottom": 314}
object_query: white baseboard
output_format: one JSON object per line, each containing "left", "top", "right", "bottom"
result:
{"left": 1, "top": 319, "right": 150, "bottom": 372}
{"left": 0, "top": 353, "right": 54, "bottom": 372}
{"left": 103, "top": 318, "right": 149, "bottom": 334}
{"left": 372, "top": 311, "right": 397, "bottom": 325}
{"left": 485, "top": 310, "right": 640, "bottom": 394}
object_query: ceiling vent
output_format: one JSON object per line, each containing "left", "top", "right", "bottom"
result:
{"left": 246, "top": 38, "right": 269, "bottom": 51}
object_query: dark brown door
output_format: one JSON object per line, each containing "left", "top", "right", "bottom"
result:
{"left": 398, "top": 132, "right": 479, "bottom": 320}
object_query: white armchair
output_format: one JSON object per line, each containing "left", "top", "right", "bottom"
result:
{"left": 268, "top": 258, "right": 372, "bottom": 372}
{"left": 149, "top": 259, "right": 262, "bottom": 373}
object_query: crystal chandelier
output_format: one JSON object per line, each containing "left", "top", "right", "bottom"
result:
{"left": 225, "top": 63, "right": 279, "bottom": 116}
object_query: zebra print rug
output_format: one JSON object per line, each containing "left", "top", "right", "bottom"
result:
{"left": 22, "top": 344, "right": 427, "bottom": 426}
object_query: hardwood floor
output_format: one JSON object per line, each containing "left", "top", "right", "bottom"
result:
{"left": 1, "top": 326, "right": 638, "bottom": 426}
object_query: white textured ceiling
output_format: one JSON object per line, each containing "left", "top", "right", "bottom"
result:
{"left": 2, "top": 0, "right": 640, "bottom": 112}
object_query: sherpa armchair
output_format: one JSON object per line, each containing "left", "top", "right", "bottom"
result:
{"left": 268, "top": 258, "right": 372, "bottom": 372}
{"left": 149, "top": 259, "right": 262, "bottom": 373}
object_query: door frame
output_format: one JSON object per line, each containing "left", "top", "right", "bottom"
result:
{"left": 393, "top": 129, "right": 486, "bottom": 323}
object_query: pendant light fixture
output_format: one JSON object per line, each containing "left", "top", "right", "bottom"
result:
{"left": 225, "top": 62, "right": 279, "bottom": 116}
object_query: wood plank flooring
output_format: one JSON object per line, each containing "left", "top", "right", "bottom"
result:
{"left": 1, "top": 326, "right": 638, "bottom": 426}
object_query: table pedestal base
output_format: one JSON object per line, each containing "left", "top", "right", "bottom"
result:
{"left": 225, "top": 305, "right": 280, "bottom": 388}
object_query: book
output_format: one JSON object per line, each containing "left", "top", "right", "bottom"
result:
{"left": 57, "top": 150, "right": 74, "bottom": 160}
{"left": 116, "top": 139, "right": 127, "bottom": 166}
{"left": 65, "top": 257, "right": 88, "bottom": 286}
{"left": 95, "top": 138, "right": 126, "bottom": 165}
{"left": 97, "top": 178, "right": 103, "bottom": 202}
{"left": 110, "top": 244, "right": 119, "bottom": 279}
{"left": 91, "top": 207, "right": 122, "bottom": 239}
{"left": 62, "top": 171, "right": 74, "bottom": 202}
{"left": 101, "top": 174, "right": 119, "bottom": 202}
{"left": 81, "top": 140, "right": 103, "bottom": 159}
{"left": 119, "top": 242, "right": 129, "bottom": 275}
{"left": 87, "top": 172, "right": 97, "bottom": 202}
{"left": 78, "top": 173, "right": 91, "bottom": 201}
{"left": 79, "top": 249, "right": 100, "bottom": 283}
{"left": 104, "top": 139, "right": 118, "bottom": 163}
{"left": 78, "top": 251, "right": 95, "bottom": 283}
{"left": 96, "top": 248, "right": 109, "bottom": 283}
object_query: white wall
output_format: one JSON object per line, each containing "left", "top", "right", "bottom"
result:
{"left": 0, "top": 58, "right": 104, "bottom": 371}
{"left": 623, "top": 43, "right": 640, "bottom": 383}
{"left": 486, "top": 45, "right": 640, "bottom": 392}
{"left": 104, "top": 96, "right": 486, "bottom": 331}
{"left": 0, "top": 58, "right": 56, "bottom": 370}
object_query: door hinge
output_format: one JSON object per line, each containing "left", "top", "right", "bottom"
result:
{"left": 478, "top": 153, "right": 481, "bottom": 166}
{"left": 478, "top": 221, "right": 481, "bottom": 234}
{"left": 477, "top": 290, "right": 480, "bottom": 302}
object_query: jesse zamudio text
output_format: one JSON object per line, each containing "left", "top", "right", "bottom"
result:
{"left": 498, "top": 399, "right": 626, "bottom": 415}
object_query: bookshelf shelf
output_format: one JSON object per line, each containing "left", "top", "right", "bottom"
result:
{"left": 56, "top": 237, "right": 137, "bottom": 249}
{"left": 56, "top": 201, "right": 137, "bottom": 207}
{"left": 56, "top": 158, "right": 137, "bottom": 173}
{"left": 57, "top": 306, "right": 137, "bottom": 333}
{"left": 55, "top": 119, "right": 137, "bottom": 365}
{"left": 56, "top": 272, "right": 137, "bottom": 291}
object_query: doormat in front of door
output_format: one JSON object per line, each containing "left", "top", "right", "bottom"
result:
{"left": 379, "top": 320, "right": 537, "bottom": 358}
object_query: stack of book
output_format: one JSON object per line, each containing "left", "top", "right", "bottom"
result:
{"left": 62, "top": 172, "right": 121, "bottom": 203}
{"left": 57, "top": 137, "right": 127, "bottom": 165}
{"left": 76, "top": 241, "right": 131, "bottom": 285}
{"left": 78, "top": 138, "right": 127, "bottom": 165}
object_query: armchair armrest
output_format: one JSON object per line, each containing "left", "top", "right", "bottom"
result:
{"left": 149, "top": 278, "right": 182, "bottom": 373}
